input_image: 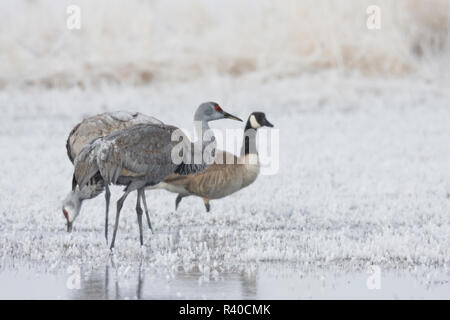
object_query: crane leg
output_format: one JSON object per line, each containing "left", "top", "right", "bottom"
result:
{"left": 141, "top": 190, "right": 153, "bottom": 234}
{"left": 203, "top": 198, "right": 211, "bottom": 212}
{"left": 104, "top": 184, "right": 111, "bottom": 244}
{"left": 136, "top": 189, "right": 144, "bottom": 246}
{"left": 110, "top": 190, "right": 130, "bottom": 250}
{"left": 175, "top": 194, "right": 183, "bottom": 210}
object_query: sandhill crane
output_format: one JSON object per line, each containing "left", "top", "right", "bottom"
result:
{"left": 150, "top": 112, "right": 273, "bottom": 212}
{"left": 62, "top": 111, "right": 163, "bottom": 237}
{"left": 72, "top": 102, "right": 242, "bottom": 249}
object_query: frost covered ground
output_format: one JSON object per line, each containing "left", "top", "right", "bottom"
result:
{"left": 0, "top": 73, "right": 449, "bottom": 298}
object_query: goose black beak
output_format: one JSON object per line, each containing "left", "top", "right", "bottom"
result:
{"left": 223, "top": 111, "right": 243, "bottom": 122}
{"left": 263, "top": 119, "right": 274, "bottom": 127}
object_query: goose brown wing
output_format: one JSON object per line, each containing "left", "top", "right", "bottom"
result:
{"left": 162, "top": 150, "right": 239, "bottom": 196}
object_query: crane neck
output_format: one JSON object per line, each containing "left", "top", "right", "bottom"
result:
{"left": 195, "top": 119, "right": 211, "bottom": 135}
{"left": 187, "top": 119, "right": 216, "bottom": 166}
{"left": 72, "top": 188, "right": 88, "bottom": 202}
{"left": 192, "top": 119, "right": 213, "bottom": 147}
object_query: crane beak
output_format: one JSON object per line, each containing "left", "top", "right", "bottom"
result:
{"left": 67, "top": 222, "right": 73, "bottom": 233}
{"left": 222, "top": 111, "right": 243, "bottom": 122}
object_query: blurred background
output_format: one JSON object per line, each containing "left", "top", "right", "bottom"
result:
{"left": 0, "top": 0, "right": 449, "bottom": 88}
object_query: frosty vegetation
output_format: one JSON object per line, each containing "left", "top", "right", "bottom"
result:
{"left": 0, "top": 0, "right": 449, "bottom": 87}
{"left": 0, "top": 74, "right": 449, "bottom": 278}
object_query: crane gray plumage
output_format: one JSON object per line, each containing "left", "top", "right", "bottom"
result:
{"left": 72, "top": 102, "right": 243, "bottom": 249}
{"left": 66, "top": 111, "right": 163, "bottom": 163}
{"left": 62, "top": 111, "right": 163, "bottom": 235}
{"left": 74, "top": 124, "right": 181, "bottom": 189}
{"left": 149, "top": 112, "right": 274, "bottom": 212}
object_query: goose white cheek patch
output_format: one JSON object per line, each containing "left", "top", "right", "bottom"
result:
{"left": 249, "top": 115, "right": 261, "bottom": 129}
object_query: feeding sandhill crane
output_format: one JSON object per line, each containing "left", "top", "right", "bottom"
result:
{"left": 62, "top": 111, "right": 163, "bottom": 237}
{"left": 72, "top": 102, "right": 242, "bottom": 249}
{"left": 151, "top": 112, "right": 273, "bottom": 212}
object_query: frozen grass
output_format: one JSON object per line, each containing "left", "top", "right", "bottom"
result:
{"left": 0, "top": 73, "right": 449, "bottom": 277}
{"left": 0, "top": 0, "right": 449, "bottom": 87}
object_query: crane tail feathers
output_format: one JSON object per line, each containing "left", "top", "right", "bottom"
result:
{"left": 111, "top": 165, "right": 123, "bottom": 185}
{"left": 74, "top": 144, "right": 100, "bottom": 189}
{"left": 98, "top": 161, "right": 122, "bottom": 185}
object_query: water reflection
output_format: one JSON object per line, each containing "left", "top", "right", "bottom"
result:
{"left": 240, "top": 271, "right": 257, "bottom": 298}
{"left": 69, "top": 258, "right": 247, "bottom": 300}
{"left": 69, "top": 259, "right": 144, "bottom": 300}
{"left": 67, "top": 261, "right": 450, "bottom": 300}
{"left": 1, "top": 261, "right": 448, "bottom": 299}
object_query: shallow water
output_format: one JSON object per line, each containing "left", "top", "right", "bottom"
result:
{"left": 1, "top": 263, "right": 448, "bottom": 299}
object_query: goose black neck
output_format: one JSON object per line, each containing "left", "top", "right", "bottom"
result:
{"left": 244, "top": 120, "right": 253, "bottom": 132}
{"left": 241, "top": 120, "right": 258, "bottom": 156}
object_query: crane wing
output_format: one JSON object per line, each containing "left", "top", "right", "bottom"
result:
{"left": 66, "top": 111, "right": 164, "bottom": 163}
{"left": 95, "top": 124, "right": 182, "bottom": 185}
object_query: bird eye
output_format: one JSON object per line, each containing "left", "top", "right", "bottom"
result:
{"left": 214, "top": 105, "right": 222, "bottom": 112}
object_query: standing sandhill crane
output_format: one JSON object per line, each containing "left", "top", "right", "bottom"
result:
{"left": 62, "top": 111, "right": 163, "bottom": 237}
{"left": 72, "top": 102, "right": 242, "bottom": 249}
{"left": 150, "top": 112, "right": 273, "bottom": 212}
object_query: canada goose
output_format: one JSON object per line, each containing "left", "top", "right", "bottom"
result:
{"left": 72, "top": 102, "right": 243, "bottom": 249}
{"left": 152, "top": 112, "right": 274, "bottom": 212}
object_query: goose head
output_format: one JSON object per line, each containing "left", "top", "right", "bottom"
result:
{"left": 247, "top": 112, "right": 274, "bottom": 129}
